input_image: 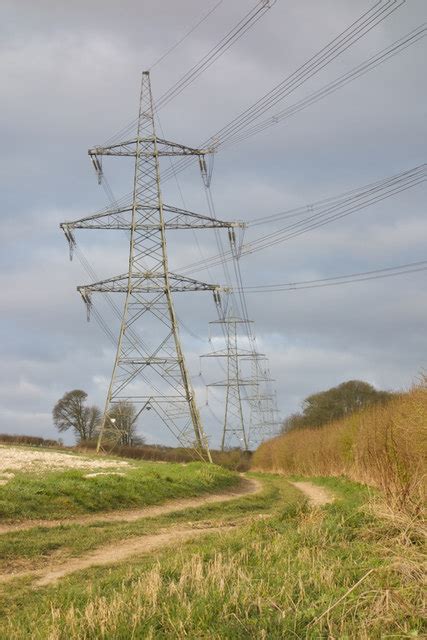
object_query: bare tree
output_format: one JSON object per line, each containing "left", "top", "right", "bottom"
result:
{"left": 53, "top": 390, "right": 101, "bottom": 442}
{"left": 107, "top": 401, "right": 141, "bottom": 446}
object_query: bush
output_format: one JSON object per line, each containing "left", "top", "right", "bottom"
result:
{"left": 253, "top": 382, "right": 426, "bottom": 514}
{"left": 0, "top": 434, "right": 61, "bottom": 448}
{"left": 78, "top": 442, "right": 252, "bottom": 471}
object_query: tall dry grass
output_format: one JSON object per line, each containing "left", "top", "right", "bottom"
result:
{"left": 253, "top": 382, "right": 426, "bottom": 513}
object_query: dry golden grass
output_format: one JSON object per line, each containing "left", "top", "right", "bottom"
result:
{"left": 253, "top": 381, "right": 427, "bottom": 514}
{"left": 23, "top": 522, "right": 425, "bottom": 639}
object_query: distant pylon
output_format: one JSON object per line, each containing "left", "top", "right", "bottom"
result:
{"left": 247, "top": 357, "right": 272, "bottom": 446}
{"left": 61, "top": 71, "right": 242, "bottom": 461}
{"left": 248, "top": 390, "right": 281, "bottom": 445}
{"left": 201, "top": 313, "right": 264, "bottom": 450}
{"left": 247, "top": 358, "right": 281, "bottom": 446}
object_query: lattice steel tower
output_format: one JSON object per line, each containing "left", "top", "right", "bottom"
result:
{"left": 61, "top": 71, "right": 240, "bottom": 461}
{"left": 247, "top": 357, "right": 272, "bottom": 446}
{"left": 248, "top": 358, "right": 281, "bottom": 447}
{"left": 201, "top": 314, "right": 264, "bottom": 450}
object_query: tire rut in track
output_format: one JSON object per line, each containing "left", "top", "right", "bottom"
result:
{"left": 0, "top": 477, "right": 262, "bottom": 536}
{"left": 290, "top": 481, "right": 334, "bottom": 506}
{"left": 2, "top": 524, "right": 235, "bottom": 587}
{"left": 0, "top": 477, "right": 263, "bottom": 586}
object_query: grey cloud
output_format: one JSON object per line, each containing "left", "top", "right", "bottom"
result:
{"left": 1, "top": 0, "right": 426, "bottom": 443}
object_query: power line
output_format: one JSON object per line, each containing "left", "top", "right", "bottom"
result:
{"left": 237, "top": 259, "right": 427, "bottom": 293}
{"left": 249, "top": 163, "right": 426, "bottom": 227}
{"left": 176, "top": 163, "right": 426, "bottom": 275}
{"left": 160, "top": 0, "right": 407, "bottom": 182}
{"left": 96, "top": 5, "right": 420, "bottom": 211}
{"left": 156, "top": 0, "right": 276, "bottom": 111}
{"left": 207, "top": 0, "right": 405, "bottom": 144}
{"left": 149, "top": 0, "right": 225, "bottom": 71}
{"left": 223, "top": 23, "right": 426, "bottom": 148}
{"left": 241, "top": 173, "right": 426, "bottom": 256}
{"left": 103, "top": 0, "right": 276, "bottom": 146}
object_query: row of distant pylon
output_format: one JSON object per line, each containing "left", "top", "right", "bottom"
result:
{"left": 60, "top": 71, "right": 280, "bottom": 461}
{"left": 201, "top": 315, "right": 280, "bottom": 451}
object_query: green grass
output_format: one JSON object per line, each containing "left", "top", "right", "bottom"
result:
{"left": 0, "top": 473, "right": 285, "bottom": 571}
{"left": 0, "top": 461, "right": 237, "bottom": 521}
{"left": 1, "top": 475, "right": 424, "bottom": 639}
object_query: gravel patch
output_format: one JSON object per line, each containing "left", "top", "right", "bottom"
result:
{"left": 84, "top": 472, "right": 126, "bottom": 478}
{"left": 0, "top": 446, "right": 131, "bottom": 474}
{"left": 0, "top": 472, "right": 15, "bottom": 486}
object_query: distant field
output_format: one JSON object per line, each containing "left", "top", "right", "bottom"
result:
{"left": 0, "top": 445, "right": 237, "bottom": 522}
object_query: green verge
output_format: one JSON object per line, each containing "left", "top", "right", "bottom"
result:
{"left": 0, "top": 473, "right": 284, "bottom": 571}
{"left": 0, "top": 461, "right": 237, "bottom": 521}
{"left": 1, "top": 475, "right": 425, "bottom": 639}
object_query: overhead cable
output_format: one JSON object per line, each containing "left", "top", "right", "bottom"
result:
{"left": 176, "top": 163, "right": 426, "bottom": 275}
{"left": 223, "top": 23, "right": 426, "bottom": 149}
{"left": 149, "top": 0, "right": 225, "bottom": 71}
{"left": 236, "top": 259, "right": 427, "bottom": 292}
{"left": 160, "top": 0, "right": 408, "bottom": 182}
{"left": 103, "top": 0, "right": 276, "bottom": 146}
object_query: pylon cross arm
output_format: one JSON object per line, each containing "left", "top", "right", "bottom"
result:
{"left": 207, "top": 380, "right": 257, "bottom": 387}
{"left": 60, "top": 204, "right": 244, "bottom": 232}
{"left": 162, "top": 205, "right": 245, "bottom": 229}
{"left": 77, "top": 272, "right": 220, "bottom": 294}
{"left": 60, "top": 207, "right": 133, "bottom": 231}
{"left": 201, "top": 350, "right": 265, "bottom": 359}
{"left": 89, "top": 137, "right": 213, "bottom": 158}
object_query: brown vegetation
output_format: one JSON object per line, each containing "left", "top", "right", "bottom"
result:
{"left": 253, "top": 381, "right": 426, "bottom": 514}
{"left": 78, "top": 442, "right": 252, "bottom": 471}
{"left": 0, "top": 434, "right": 60, "bottom": 448}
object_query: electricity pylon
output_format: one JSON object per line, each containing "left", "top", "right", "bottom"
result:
{"left": 61, "top": 71, "right": 242, "bottom": 461}
{"left": 201, "top": 314, "right": 264, "bottom": 451}
{"left": 247, "top": 357, "right": 273, "bottom": 446}
{"left": 247, "top": 358, "right": 281, "bottom": 446}
{"left": 267, "top": 390, "right": 281, "bottom": 437}
{"left": 248, "top": 387, "right": 281, "bottom": 446}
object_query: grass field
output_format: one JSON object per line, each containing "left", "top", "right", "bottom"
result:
{"left": 0, "top": 445, "right": 237, "bottom": 521}
{"left": 1, "top": 470, "right": 425, "bottom": 639}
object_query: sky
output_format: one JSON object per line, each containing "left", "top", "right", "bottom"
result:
{"left": 1, "top": 0, "right": 426, "bottom": 447}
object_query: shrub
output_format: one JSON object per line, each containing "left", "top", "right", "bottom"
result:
{"left": 0, "top": 434, "right": 60, "bottom": 448}
{"left": 253, "top": 382, "right": 426, "bottom": 514}
{"left": 78, "top": 442, "right": 251, "bottom": 471}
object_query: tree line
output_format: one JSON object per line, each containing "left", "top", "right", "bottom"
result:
{"left": 282, "top": 380, "right": 394, "bottom": 432}
{"left": 53, "top": 380, "right": 394, "bottom": 446}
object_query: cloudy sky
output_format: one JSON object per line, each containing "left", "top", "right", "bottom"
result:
{"left": 1, "top": 0, "right": 426, "bottom": 447}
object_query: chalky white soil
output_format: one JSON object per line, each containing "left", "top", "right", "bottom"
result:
{"left": 0, "top": 445, "right": 131, "bottom": 476}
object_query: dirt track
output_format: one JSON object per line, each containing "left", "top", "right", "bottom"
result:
{"left": 0, "top": 477, "right": 263, "bottom": 586}
{"left": 291, "top": 481, "right": 334, "bottom": 506}
{"left": 0, "top": 477, "right": 261, "bottom": 535}
{"left": 0, "top": 478, "right": 334, "bottom": 587}
{"left": 1, "top": 524, "right": 237, "bottom": 586}
{"left": 38, "top": 525, "right": 239, "bottom": 586}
